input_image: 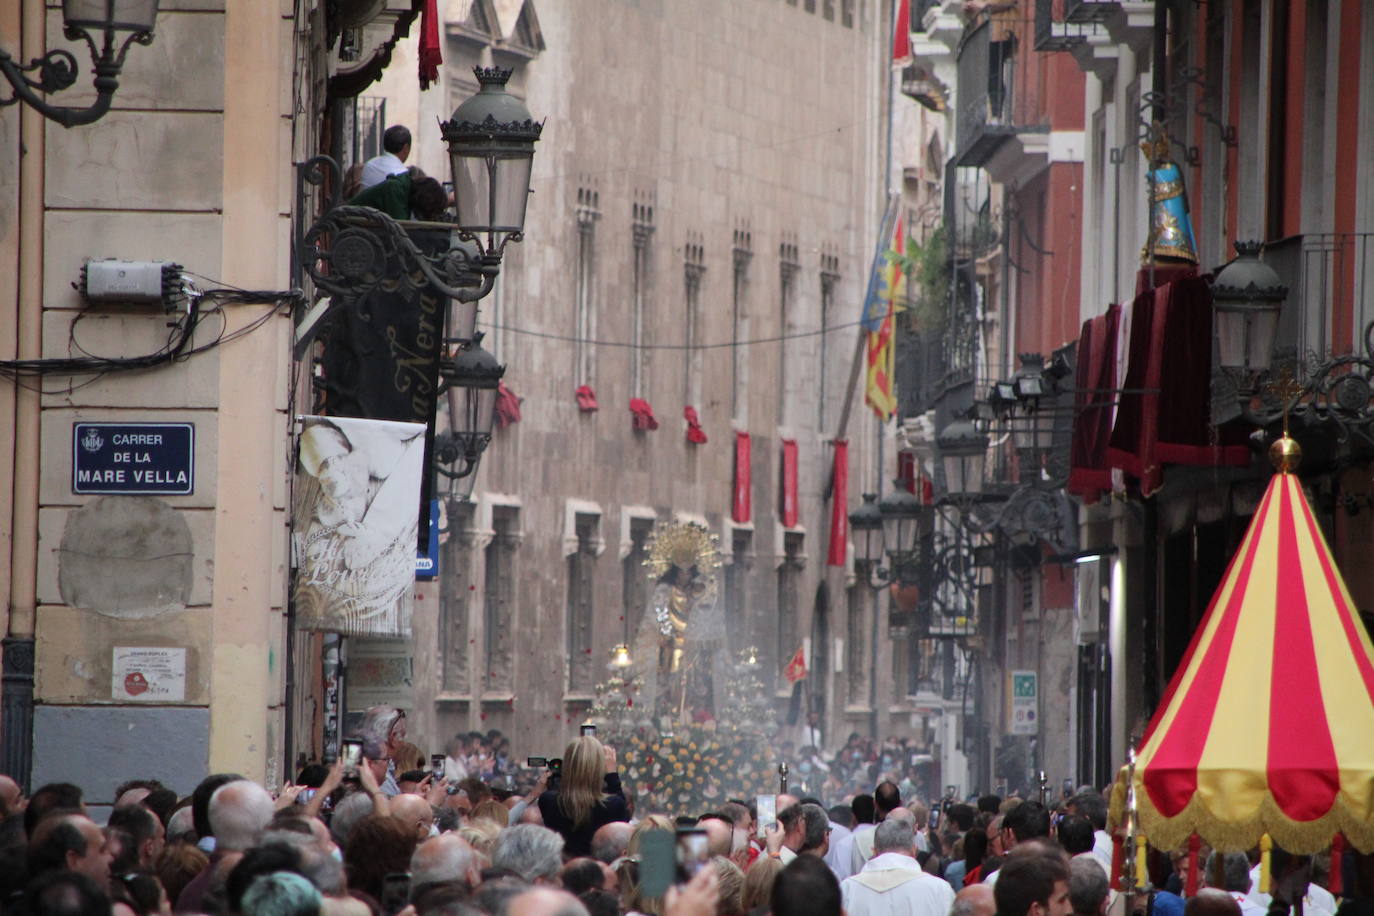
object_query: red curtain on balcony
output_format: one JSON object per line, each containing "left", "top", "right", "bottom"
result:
{"left": 828, "top": 439, "right": 849, "bottom": 567}
{"left": 1104, "top": 268, "right": 1249, "bottom": 497}
{"left": 780, "top": 439, "right": 799, "bottom": 528}
{"left": 733, "top": 432, "right": 752, "bottom": 524}
{"left": 1068, "top": 303, "right": 1120, "bottom": 500}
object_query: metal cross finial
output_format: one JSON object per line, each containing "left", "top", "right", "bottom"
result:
{"left": 1265, "top": 366, "right": 1305, "bottom": 436}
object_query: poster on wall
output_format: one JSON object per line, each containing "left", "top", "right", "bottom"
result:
{"left": 343, "top": 638, "right": 415, "bottom": 736}
{"left": 293, "top": 415, "right": 426, "bottom": 638}
{"left": 112, "top": 647, "right": 187, "bottom": 701}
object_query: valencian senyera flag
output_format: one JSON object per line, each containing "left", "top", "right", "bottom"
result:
{"left": 862, "top": 198, "right": 904, "bottom": 421}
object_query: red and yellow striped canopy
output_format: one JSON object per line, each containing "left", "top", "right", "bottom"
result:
{"left": 1118, "top": 469, "right": 1374, "bottom": 854}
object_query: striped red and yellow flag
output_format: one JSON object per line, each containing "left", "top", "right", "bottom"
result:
{"left": 1125, "top": 467, "right": 1374, "bottom": 854}
{"left": 862, "top": 216, "right": 904, "bottom": 422}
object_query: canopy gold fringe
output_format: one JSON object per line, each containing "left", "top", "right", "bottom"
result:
{"left": 1109, "top": 765, "right": 1374, "bottom": 854}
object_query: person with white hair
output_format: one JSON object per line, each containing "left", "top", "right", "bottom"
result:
{"left": 176, "top": 780, "right": 275, "bottom": 912}
{"left": 503, "top": 886, "right": 590, "bottom": 916}
{"left": 355, "top": 705, "right": 407, "bottom": 796}
{"left": 840, "top": 817, "right": 956, "bottom": 916}
{"left": 241, "top": 870, "right": 323, "bottom": 916}
{"left": 492, "top": 824, "right": 565, "bottom": 885}
{"left": 412, "top": 833, "right": 482, "bottom": 897}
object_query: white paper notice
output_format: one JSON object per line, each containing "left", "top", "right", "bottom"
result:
{"left": 112, "top": 647, "right": 187, "bottom": 702}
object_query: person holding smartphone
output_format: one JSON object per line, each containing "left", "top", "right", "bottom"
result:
{"left": 536, "top": 735, "right": 629, "bottom": 857}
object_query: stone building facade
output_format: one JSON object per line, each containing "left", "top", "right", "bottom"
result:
{"left": 362, "top": 0, "right": 953, "bottom": 765}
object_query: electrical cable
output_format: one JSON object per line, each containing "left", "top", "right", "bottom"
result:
{"left": 0, "top": 273, "right": 302, "bottom": 382}
{"left": 475, "top": 313, "right": 894, "bottom": 351}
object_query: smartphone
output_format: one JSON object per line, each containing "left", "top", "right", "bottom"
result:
{"left": 639, "top": 829, "right": 675, "bottom": 898}
{"left": 431, "top": 754, "right": 446, "bottom": 782}
{"left": 756, "top": 794, "right": 777, "bottom": 840}
{"left": 929, "top": 807, "right": 940, "bottom": 830}
{"left": 581, "top": 723, "right": 597, "bottom": 737}
{"left": 296, "top": 788, "right": 316, "bottom": 805}
{"left": 527, "top": 756, "right": 547, "bottom": 768}
{"left": 341, "top": 739, "right": 363, "bottom": 773}
{"left": 676, "top": 828, "right": 710, "bottom": 883}
{"left": 1062, "top": 778, "right": 1074, "bottom": 796}
{"left": 380, "top": 872, "right": 410, "bottom": 915}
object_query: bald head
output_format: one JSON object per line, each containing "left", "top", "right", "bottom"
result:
{"left": 208, "top": 781, "right": 274, "bottom": 852}
{"left": 411, "top": 833, "right": 480, "bottom": 890}
{"left": 777, "top": 794, "right": 801, "bottom": 812}
{"left": 505, "top": 886, "right": 589, "bottom": 916}
{"left": 953, "top": 882, "right": 997, "bottom": 916}
{"left": 390, "top": 794, "right": 434, "bottom": 841}
{"left": 590, "top": 821, "right": 632, "bottom": 864}
{"left": 1187, "top": 889, "right": 1243, "bottom": 916}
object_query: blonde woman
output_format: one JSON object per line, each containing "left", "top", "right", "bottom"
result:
{"left": 536, "top": 735, "right": 630, "bottom": 856}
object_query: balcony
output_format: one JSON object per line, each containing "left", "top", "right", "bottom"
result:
{"left": 1063, "top": 0, "right": 1119, "bottom": 22}
{"left": 1268, "top": 233, "right": 1374, "bottom": 362}
{"left": 901, "top": 63, "right": 948, "bottom": 112}
{"left": 955, "top": 17, "right": 1048, "bottom": 168}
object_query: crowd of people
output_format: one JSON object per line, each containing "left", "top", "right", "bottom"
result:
{"left": 0, "top": 705, "right": 1351, "bottom": 916}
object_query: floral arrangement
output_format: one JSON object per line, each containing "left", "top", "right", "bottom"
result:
{"left": 617, "top": 726, "right": 778, "bottom": 814}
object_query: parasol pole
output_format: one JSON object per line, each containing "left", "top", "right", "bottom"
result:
{"left": 1122, "top": 745, "right": 1152, "bottom": 913}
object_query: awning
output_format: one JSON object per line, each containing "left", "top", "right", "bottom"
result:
{"left": 1114, "top": 449, "right": 1374, "bottom": 854}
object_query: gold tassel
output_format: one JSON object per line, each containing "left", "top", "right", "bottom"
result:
{"left": 1136, "top": 833, "right": 1149, "bottom": 888}
{"left": 1260, "top": 833, "right": 1273, "bottom": 894}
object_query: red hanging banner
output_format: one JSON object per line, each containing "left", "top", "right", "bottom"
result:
{"left": 780, "top": 439, "right": 799, "bottom": 528}
{"left": 733, "top": 431, "right": 752, "bottom": 523}
{"left": 827, "top": 440, "right": 849, "bottom": 567}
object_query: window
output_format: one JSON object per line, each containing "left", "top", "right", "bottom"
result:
{"left": 567, "top": 512, "right": 600, "bottom": 692}
{"left": 575, "top": 187, "right": 600, "bottom": 387}
{"left": 683, "top": 237, "right": 706, "bottom": 409}
{"left": 823, "top": 0, "right": 835, "bottom": 21}
{"left": 631, "top": 198, "right": 654, "bottom": 398}
{"left": 778, "top": 240, "right": 800, "bottom": 427}
{"left": 841, "top": 0, "right": 854, "bottom": 27}
{"left": 622, "top": 517, "right": 654, "bottom": 644}
{"left": 724, "top": 527, "right": 754, "bottom": 649}
{"left": 818, "top": 251, "right": 840, "bottom": 430}
{"left": 776, "top": 532, "right": 805, "bottom": 673}
{"left": 846, "top": 585, "right": 865, "bottom": 702}
{"left": 483, "top": 506, "right": 519, "bottom": 693}
{"left": 731, "top": 229, "right": 752, "bottom": 422}
{"left": 440, "top": 503, "right": 474, "bottom": 694}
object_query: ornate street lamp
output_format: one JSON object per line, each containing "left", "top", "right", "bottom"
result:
{"left": 1, "top": 1, "right": 159, "bottom": 128}
{"left": 848, "top": 492, "right": 884, "bottom": 571}
{"left": 938, "top": 417, "right": 989, "bottom": 500}
{"left": 442, "top": 67, "right": 544, "bottom": 263}
{"left": 879, "top": 485, "right": 925, "bottom": 563}
{"left": 1212, "top": 240, "right": 1287, "bottom": 375}
{"left": 435, "top": 337, "right": 504, "bottom": 499}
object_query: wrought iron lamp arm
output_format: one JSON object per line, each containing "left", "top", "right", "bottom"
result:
{"left": 0, "top": 27, "right": 152, "bottom": 128}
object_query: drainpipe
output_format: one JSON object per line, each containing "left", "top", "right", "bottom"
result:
{"left": 3, "top": 0, "right": 46, "bottom": 789}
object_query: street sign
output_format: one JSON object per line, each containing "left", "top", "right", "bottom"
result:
{"left": 1010, "top": 669, "right": 1038, "bottom": 735}
{"left": 73, "top": 422, "right": 194, "bottom": 495}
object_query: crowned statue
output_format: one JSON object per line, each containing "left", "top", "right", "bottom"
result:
{"left": 631, "top": 521, "right": 727, "bottom": 727}
{"left": 1140, "top": 121, "right": 1199, "bottom": 266}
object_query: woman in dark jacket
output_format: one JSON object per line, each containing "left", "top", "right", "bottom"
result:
{"left": 537, "top": 736, "right": 630, "bottom": 856}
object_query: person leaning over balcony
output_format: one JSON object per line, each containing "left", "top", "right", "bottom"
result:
{"left": 347, "top": 166, "right": 448, "bottom": 222}
{"left": 360, "top": 124, "right": 412, "bottom": 189}
{"left": 536, "top": 736, "right": 630, "bottom": 857}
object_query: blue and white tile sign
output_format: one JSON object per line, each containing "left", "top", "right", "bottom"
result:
{"left": 73, "top": 422, "right": 195, "bottom": 495}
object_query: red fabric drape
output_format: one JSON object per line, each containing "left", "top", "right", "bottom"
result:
{"left": 629, "top": 398, "right": 659, "bottom": 431}
{"left": 1068, "top": 305, "right": 1119, "bottom": 500}
{"left": 494, "top": 381, "right": 521, "bottom": 429}
{"left": 780, "top": 439, "right": 799, "bottom": 527}
{"left": 418, "top": 0, "right": 442, "bottom": 89}
{"left": 574, "top": 385, "right": 599, "bottom": 412}
{"left": 733, "top": 432, "right": 752, "bottom": 524}
{"left": 684, "top": 406, "right": 707, "bottom": 444}
{"left": 1107, "top": 269, "right": 1248, "bottom": 496}
{"left": 892, "top": 0, "right": 912, "bottom": 65}
{"left": 827, "top": 440, "right": 849, "bottom": 567}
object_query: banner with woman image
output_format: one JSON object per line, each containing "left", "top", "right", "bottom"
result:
{"left": 293, "top": 415, "right": 426, "bottom": 637}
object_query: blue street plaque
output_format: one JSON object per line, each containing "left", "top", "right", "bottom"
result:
{"left": 72, "top": 422, "right": 195, "bottom": 495}
{"left": 416, "top": 499, "right": 440, "bottom": 580}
